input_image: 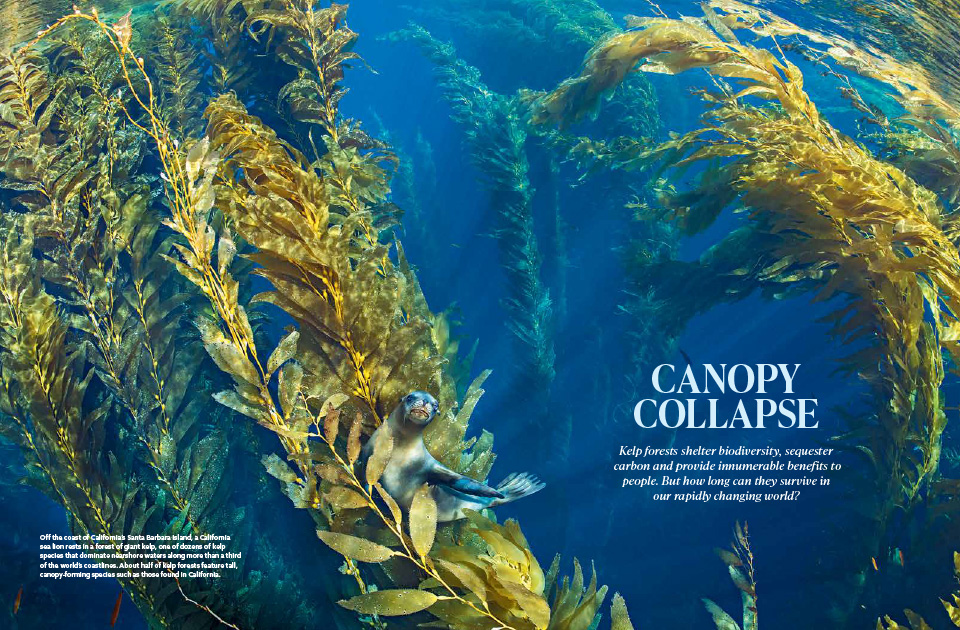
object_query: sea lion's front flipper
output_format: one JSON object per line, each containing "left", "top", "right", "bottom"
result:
{"left": 427, "top": 463, "right": 504, "bottom": 499}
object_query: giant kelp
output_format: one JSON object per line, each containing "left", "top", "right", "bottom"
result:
{"left": 624, "top": 224, "right": 817, "bottom": 339}
{"left": 166, "top": 0, "right": 263, "bottom": 97}
{"left": 701, "top": 0, "right": 960, "bottom": 217}
{"left": 389, "top": 26, "right": 563, "bottom": 463}
{"left": 0, "top": 4, "right": 649, "bottom": 629}
{"left": 394, "top": 2, "right": 674, "bottom": 561}
{"left": 530, "top": 2, "right": 960, "bottom": 618}
{"left": 704, "top": 522, "right": 758, "bottom": 630}
{"left": 879, "top": 551, "right": 960, "bottom": 629}
{"left": 13, "top": 0, "right": 960, "bottom": 628}
{"left": 401, "top": 0, "right": 618, "bottom": 76}
{"left": 0, "top": 10, "right": 322, "bottom": 629}
{"left": 393, "top": 0, "right": 665, "bottom": 396}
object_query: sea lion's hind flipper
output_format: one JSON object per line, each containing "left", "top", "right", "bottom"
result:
{"left": 490, "top": 473, "right": 545, "bottom": 507}
{"left": 427, "top": 463, "right": 504, "bottom": 499}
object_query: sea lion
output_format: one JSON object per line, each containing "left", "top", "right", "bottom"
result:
{"left": 360, "top": 391, "right": 544, "bottom": 522}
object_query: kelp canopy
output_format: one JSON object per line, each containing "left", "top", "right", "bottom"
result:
{"left": 0, "top": 1, "right": 636, "bottom": 629}
{"left": 526, "top": 0, "right": 960, "bottom": 625}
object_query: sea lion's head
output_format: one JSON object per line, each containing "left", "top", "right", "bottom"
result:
{"left": 400, "top": 391, "right": 439, "bottom": 427}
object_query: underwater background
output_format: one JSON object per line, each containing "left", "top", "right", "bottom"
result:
{"left": 2, "top": 0, "right": 960, "bottom": 628}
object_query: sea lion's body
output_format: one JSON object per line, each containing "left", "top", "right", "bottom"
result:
{"left": 361, "top": 391, "right": 543, "bottom": 522}
{"left": 365, "top": 408, "right": 439, "bottom": 510}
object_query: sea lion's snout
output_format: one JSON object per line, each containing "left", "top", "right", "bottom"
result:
{"left": 402, "top": 391, "right": 439, "bottom": 426}
{"left": 409, "top": 406, "right": 430, "bottom": 419}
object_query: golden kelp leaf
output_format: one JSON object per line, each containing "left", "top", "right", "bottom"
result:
{"left": 338, "top": 589, "right": 438, "bottom": 616}
{"left": 420, "top": 598, "right": 495, "bottom": 629}
{"left": 347, "top": 412, "right": 362, "bottom": 464}
{"left": 728, "top": 565, "right": 755, "bottom": 597}
{"left": 365, "top": 434, "right": 393, "bottom": 485}
{"left": 904, "top": 610, "right": 932, "bottom": 630}
{"left": 702, "top": 598, "right": 740, "bottom": 630}
{"left": 940, "top": 595, "right": 960, "bottom": 626}
{"left": 186, "top": 138, "right": 210, "bottom": 182}
{"left": 235, "top": 305, "right": 256, "bottom": 348}
{"left": 206, "top": 340, "right": 260, "bottom": 386}
{"left": 410, "top": 484, "right": 438, "bottom": 559}
{"left": 202, "top": 224, "right": 216, "bottom": 259}
{"left": 213, "top": 390, "right": 268, "bottom": 422}
{"left": 286, "top": 475, "right": 321, "bottom": 509}
{"left": 267, "top": 330, "right": 299, "bottom": 376}
{"left": 325, "top": 485, "right": 369, "bottom": 509}
{"left": 715, "top": 547, "right": 742, "bottom": 567}
{"left": 278, "top": 361, "right": 303, "bottom": 418}
{"left": 376, "top": 483, "right": 403, "bottom": 525}
{"left": 315, "top": 463, "right": 348, "bottom": 484}
{"left": 259, "top": 421, "right": 310, "bottom": 442}
{"left": 472, "top": 527, "right": 526, "bottom": 566}
{"left": 554, "top": 569, "right": 607, "bottom": 630}
{"left": 262, "top": 453, "right": 299, "bottom": 484}
{"left": 493, "top": 577, "right": 550, "bottom": 629}
{"left": 611, "top": 593, "right": 635, "bottom": 630}
{"left": 217, "top": 234, "right": 236, "bottom": 276}
{"left": 324, "top": 407, "right": 341, "bottom": 443}
{"left": 316, "top": 530, "right": 397, "bottom": 563}
{"left": 158, "top": 433, "right": 177, "bottom": 477}
{"left": 435, "top": 558, "right": 487, "bottom": 603}
{"left": 322, "top": 393, "right": 351, "bottom": 411}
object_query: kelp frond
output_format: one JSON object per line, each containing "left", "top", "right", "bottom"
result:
{"left": 0, "top": 217, "right": 177, "bottom": 624}
{"left": 698, "top": 0, "right": 960, "bottom": 216}
{"left": 245, "top": 0, "right": 356, "bottom": 138}
{"left": 391, "top": 25, "right": 557, "bottom": 401}
{"left": 0, "top": 11, "right": 316, "bottom": 628}
{"left": 879, "top": 551, "right": 960, "bottom": 629}
{"left": 147, "top": 11, "right": 205, "bottom": 138}
{"left": 167, "top": 0, "right": 261, "bottom": 95}
{"left": 195, "top": 91, "right": 569, "bottom": 629}
{"left": 536, "top": 9, "right": 960, "bottom": 558}
{"left": 704, "top": 522, "right": 757, "bottom": 630}
{"left": 523, "top": 2, "right": 960, "bottom": 620}
{"left": 202, "top": 94, "right": 457, "bottom": 426}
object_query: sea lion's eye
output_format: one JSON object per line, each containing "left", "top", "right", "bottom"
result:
{"left": 404, "top": 394, "right": 412, "bottom": 403}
